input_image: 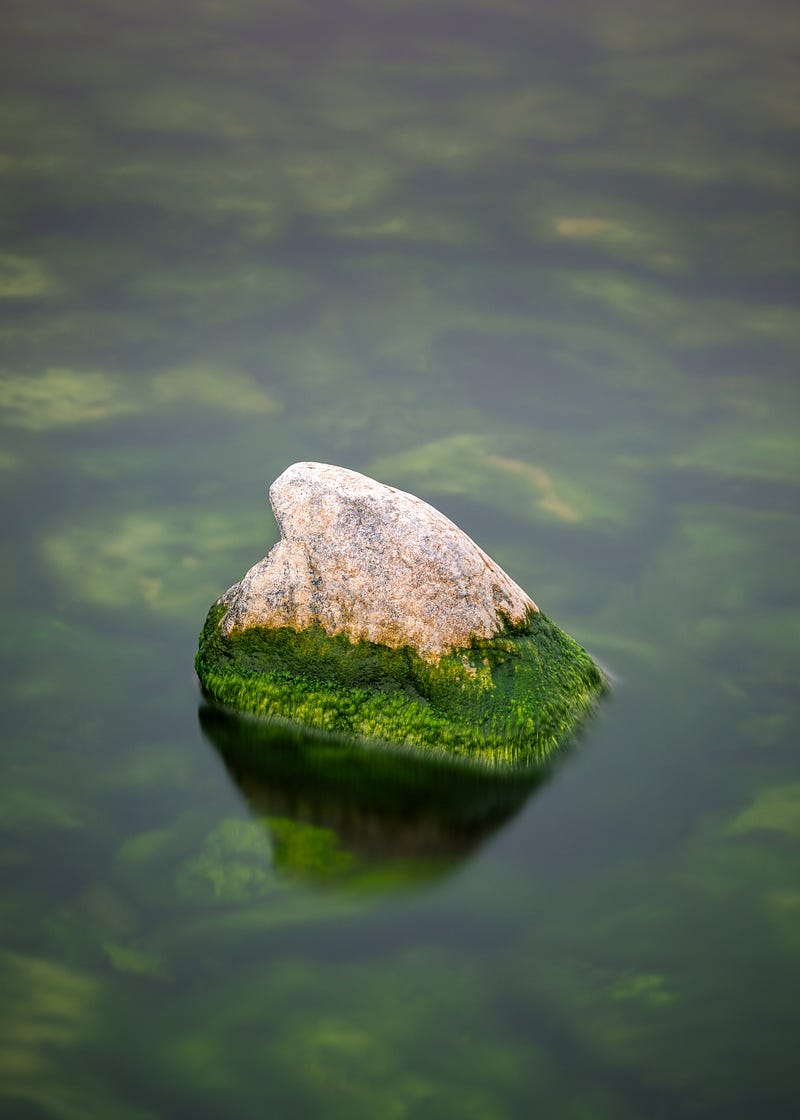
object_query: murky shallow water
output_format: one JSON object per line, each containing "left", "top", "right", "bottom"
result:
{"left": 1, "top": 2, "right": 799, "bottom": 1116}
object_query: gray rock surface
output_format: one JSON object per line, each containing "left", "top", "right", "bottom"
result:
{"left": 220, "top": 461, "right": 538, "bottom": 660}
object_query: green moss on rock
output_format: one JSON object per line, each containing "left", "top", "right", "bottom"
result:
{"left": 196, "top": 601, "right": 605, "bottom": 767}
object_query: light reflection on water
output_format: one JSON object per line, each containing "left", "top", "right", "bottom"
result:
{"left": 200, "top": 703, "right": 550, "bottom": 885}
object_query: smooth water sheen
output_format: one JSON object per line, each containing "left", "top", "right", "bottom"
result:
{"left": 1, "top": 2, "right": 799, "bottom": 1117}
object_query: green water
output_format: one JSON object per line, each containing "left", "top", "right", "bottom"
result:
{"left": 1, "top": 1, "right": 799, "bottom": 1116}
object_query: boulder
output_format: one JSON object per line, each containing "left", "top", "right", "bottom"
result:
{"left": 196, "top": 462, "right": 605, "bottom": 766}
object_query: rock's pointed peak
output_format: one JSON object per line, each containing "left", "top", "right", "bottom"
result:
{"left": 221, "top": 461, "right": 537, "bottom": 659}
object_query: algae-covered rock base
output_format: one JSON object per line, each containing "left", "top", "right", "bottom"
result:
{"left": 196, "top": 463, "right": 605, "bottom": 766}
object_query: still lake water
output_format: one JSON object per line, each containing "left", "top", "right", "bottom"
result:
{"left": 2, "top": 1, "right": 799, "bottom": 1116}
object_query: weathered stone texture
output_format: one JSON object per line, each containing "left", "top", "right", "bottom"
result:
{"left": 220, "top": 461, "right": 538, "bottom": 660}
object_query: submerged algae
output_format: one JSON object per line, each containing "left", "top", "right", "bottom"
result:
{"left": 196, "top": 601, "right": 604, "bottom": 766}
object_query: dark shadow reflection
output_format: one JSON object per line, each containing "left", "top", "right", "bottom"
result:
{"left": 199, "top": 704, "right": 553, "bottom": 892}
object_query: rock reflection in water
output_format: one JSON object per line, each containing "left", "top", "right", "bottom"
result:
{"left": 199, "top": 704, "right": 551, "bottom": 890}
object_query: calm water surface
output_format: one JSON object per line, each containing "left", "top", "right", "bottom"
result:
{"left": 1, "top": 2, "right": 799, "bottom": 1117}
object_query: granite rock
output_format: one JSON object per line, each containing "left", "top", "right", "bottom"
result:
{"left": 220, "top": 461, "right": 538, "bottom": 660}
{"left": 196, "top": 462, "right": 605, "bottom": 765}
